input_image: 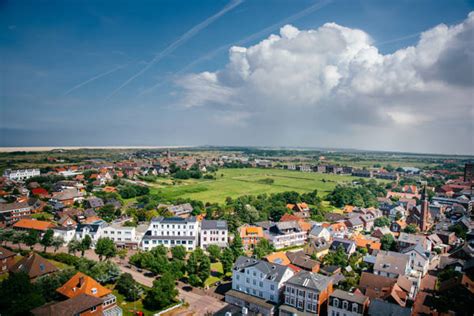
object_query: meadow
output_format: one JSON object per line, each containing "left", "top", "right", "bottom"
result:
{"left": 150, "top": 168, "right": 364, "bottom": 204}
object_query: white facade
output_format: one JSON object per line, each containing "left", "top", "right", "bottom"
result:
{"left": 269, "top": 231, "right": 307, "bottom": 249}
{"left": 200, "top": 220, "right": 228, "bottom": 248}
{"left": 102, "top": 225, "right": 137, "bottom": 244}
{"left": 4, "top": 169, "right": 40, "bottom": 181}
{"left": 141, "top": 216, "right": 199, "bottom": 251}
{"left": 75, "top": 224, "right": 104, "bottom": 243}
{"left": 53, "top": 227, "right": 76, "bottom": 243}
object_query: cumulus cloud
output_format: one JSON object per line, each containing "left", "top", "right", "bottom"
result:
{"left": 176, "top": 12, "right": 474, "bottom": 154}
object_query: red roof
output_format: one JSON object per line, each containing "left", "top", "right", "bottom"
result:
{"left": 32, "top": 188, "right": 49, "bottom": 197}
{"left": 13, "top": 219, "right": 55, "bottom": 231}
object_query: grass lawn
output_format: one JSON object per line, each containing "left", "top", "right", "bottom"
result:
{"left": 150, "top": 168, "right": 374, "bottom": 204}
{"left": 204, "top": 262, "right": 224, "bottom": 287}
{"left": 47, "top": 259, "right": 72, "bottom": 270}
{"left": 106, "top": 285, "right": 160, "bottom": 316}
{"left": 31, "top": 212, "right": 54, "bottom": 220}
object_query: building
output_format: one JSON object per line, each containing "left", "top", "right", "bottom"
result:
{"left": 266, "top": 221, "right": 307, "bottom": 249}
{"left": 400, "top": 244, "right": 431, "bottom": 276}
{"left": 309, "top": 226, "right": 331, "bottom": 242}
{"left": 464, "top": 163, "right": 474, "bottom": 182}
{"left": 56, "top": 272, "right": 122, "bottom": 315}
{"left": 280, "top": 270, "right": 333, "bottom": 316}
{"left": 52, "top": 226, "right": 76, "bottom": 244}
{"left": 3, "top": 168, "right": 40, "bottom": 181}
{"left": 141, "top": 216, "right": 199, "bottom": 251}
{"left": 230, "top": 256, "right": 294, "bottom": 303}
{"left": 397, "top": 232, "right": 432, "bottom": 252}
{"left": 0, "top": 201, "right": 32, "bottom": 226}
{"left": 10, "top": 253, "right": 59, "bottom": 280}
{"left": 373, "top": 251, "right": 411, "bottom": 278}
{"left": 31, "top": 293, "right": 104, "bottom": 316}
{"left": 330, "top": 238, "right": 357, "bottom": 256}
{"left": 304, "top": 238, "right": 330, "bottom": 259}
{"left": 200, "top": 219, "right": 228, "bottom": 248}
{"left": 328, "top": 289, "right": 369, "bottom": 316}
{"left": 0, "top": 246, "right": 16, "bottom": 274}
{"left": 239, "top": 225, "right": 264, "bottom": 250}
{"left": 102, "top": 223, "right": 147, "bottom": 249}
{"left": 167, "top": 203, "right": 193, "bottom": 217}
{"left": 352, "top": 169, "right": 372, "bottom": 178}
{"left": 406, "top": 186, "right": 432, "bottom": 232}
{"left": 13, "top": 218, "right": 55, "bottom": 233}
{"left": 286, "top": 251, "right": 320, "bottom": 272}
{"left": 75, "top": 222, "right": 106, "bottom": 243}
{"left": 368, "top": 299, "right": 411, "bottom": 316}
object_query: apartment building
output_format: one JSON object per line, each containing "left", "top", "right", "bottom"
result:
{"left": 102, "top": 223, "right": 148, "bottom": 249}
{"left": 328, "top": 289, "right": 369, "bottom": 316}
{"left": 3, "top": 168, "right": 40, "bottom": 181}
{"left": 0, "top": 201, "right": 32, "bottom": 227}
{"left": 266, "top": 221, "right": 307, "bottom": 249}
{"left": 141, "top": 216, "right": 199, "bottom": 251}
{"left": 200, "top": 220, "right": 228, "bottom": 248}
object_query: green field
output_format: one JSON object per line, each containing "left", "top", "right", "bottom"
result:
{"left": 150, "top": 168, "right": 365, "bottom": 204}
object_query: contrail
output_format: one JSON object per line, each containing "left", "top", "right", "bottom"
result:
{"left": 140, "top": 0, "right": 332, "bottom": 95}
{"left": 105, "top": 0, "right": 244, "bottom": 100}
{"left": 63, "top": 64, "right": 128, "bottom": 96}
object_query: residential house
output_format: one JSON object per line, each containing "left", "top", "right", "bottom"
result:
{"left": 328, "top": 289, "right": 369, "bottom": 316}
{"left": 102, "top": 223, "right": 145, "bottom": 249}
{"left": 390, "top": 220, "right": 407, "bottom": 234}
{"left": 351, "top": 169, "right": 372, "bottom": 178}
{"left": 368, "top": 299, "right": 411, "bottom": 316}
{"left": 397, "top": 232, "right": 432, "bottom": 252}
{"left": 373, "top": 251, "right": 411, "bottom": 278}
{"left": 3, "top": 168, "right": 40, "bottom": 181}
{"left": 31, "top": 293, "right": 104, "bottom": 316}
{"left": 372, "top": 226, "right": 392, "bottom": 239}
{"left": 239, "top": 225, "right": 264, "bottom": 250}
{"left": 286, "top": 203, "right": 311, "bottom": 219}
{"left": 309, "top": 225, "right": 331, "bottom": 242}
{"left": 86, "top": 197, "right": 104, "bottom": 210}
{"left": 266, "top": 221, "right": 307, "bottom": 249}
{"left": 167, "top": 203, "right": 193, "bottom": 217}
{"left": 56, "top": 272, "right": 121, "bottom": 315}
{"left": 0, "top": 246, "right": 16, "bottom": 274}
{"left": 286, "top": 251, "right": 320, "bottom": 272}
{"left": 345, "top": 216, "right": 364, "bottom": 232}
{"left": 327, "top": 222, "right": 348, "bottom": 238}
{"left": 304, "top": 237, "right": 330, "bottom": 259}
{"left": 200, "top": 219, "right": 228, "bottom": 248}
{"left": 226, "top": 256, "right": 294, "bottom": 315}
{"left": 13, "top": 218, "right": 55, "bottom": 234}
{"left": 57, "top": 214, "right": 77, "bottom": 228}
{"left": 353, "top": 234, "right": 381, "bottom": 253}
{"left": 10, "top": 253, "right": 58, "bottom": 280}
{"left": 280, "top": 270, "right": 333, "bottom": 316}
{"left": 52, "top": 226, "right": 76, "bottom": 244}
{"left": 330, "top": 238, "right": 356, "bottom": 256}
{"left": 358, "top": 272, "right": 412, "bottom": 307}
{"left": 50, "top": 188, "right": 84, "bottom": 206}
{"left": 141, "top": 216, "right": 199, "bottom": 251}
{"left": 0, "top": 201, "right": 32, "bottom": 226}
{"left": 400, "top": 244, "right": 431, "bottom": 276}
{"left": 265, "top": 252, "right": 291, "bottom": 266}
{"left": 75, "top": 222, "right": 106, "bottom": 244}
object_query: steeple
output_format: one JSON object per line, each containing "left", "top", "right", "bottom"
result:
{"left": 420, "top": 185, "right": 430, "bottom": 231}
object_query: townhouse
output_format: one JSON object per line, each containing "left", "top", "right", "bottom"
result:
{"left": 141, "top": 216, "right": 199, "bottom": 251}
{"left": 200, "top": 219, "right": 228, "bottom": 248}
{"left": 373, "top": 251, "right": 411, "bottom": 278}
{"left": 0, "top": 246, "right": 16, "bottom": 274}
{"left": 328, "top": 289, "right": 369, "bottom": 316}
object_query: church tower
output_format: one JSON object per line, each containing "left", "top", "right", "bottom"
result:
{"left": 420, "top": 185, "right": 430, "bottom": 231}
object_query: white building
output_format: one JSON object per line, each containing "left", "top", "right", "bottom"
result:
{"left": 328, "top": 289, "right": 369, "bottom": 316}
{"left": 102, "top": 223, "right": 148, "bottom": 249}
{"left": 230, "top": 256, "right": 294, "bottom": 304}
{"left": 265, "top": 221, "right": 307, "bottom": 250}
{"left": 401, "top": 244, "right": 431, "bottom": 276}
{"left": 75, "top": 222, "right": 106, "bottom": 244}
{"left": 373, "top": 250, "right": 411, "bottom": 278}
{"left": 3, "top": 168, "right": 40, "bottom": 181}
{"left": 141, "top": 216, "right": 199, "bottom": 251}
{"left": 52, "top": 226, "right": 76, "bottom": 244}
{"left": 200, "top": 220, "right": 228, "bottom": 248}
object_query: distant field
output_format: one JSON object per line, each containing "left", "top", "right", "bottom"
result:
{"left": 150, "top": 168, "right": 370, "bottom": 204}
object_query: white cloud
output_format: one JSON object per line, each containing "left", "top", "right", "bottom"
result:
{"left": 176, "top": 12, "right": 474, "bottom": 154}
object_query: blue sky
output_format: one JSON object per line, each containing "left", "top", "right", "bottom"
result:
{"left": 1, "top": 0, "right": 473, "bottom": 154}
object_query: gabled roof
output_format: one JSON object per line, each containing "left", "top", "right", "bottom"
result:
{"left": 57, "top": 272, "right": 111, "bottom": 298}
{"left": 374, "top": 251, "right": 409, "bottom": 275}
{"left": 331, "top": 289, "right": 368, "bottom": 305}
{"left": 0, "top": 246, "right": 16, "bottom": 260}
{"left": 13, "top": 219, "right": 55, "bottom": 231}
{"left": 234, "top": 256, "right": 291, "bottom": 283}
{"left": 31, "top": 294, "right": 103, "bottom": 316}
{"left": 286, "top": 251, "right": 320, "bottom": 270}
{"left": 10, "top": 253, "right": 58, "bottom": 279}
{"left": 286, "top": 270, "right": 332, "bottom": 292}
{"left": 265, "top": 251, "right": 290, "bottom": 266}
{"left": 201, "top": 220, "right": 227, "bottom": 230}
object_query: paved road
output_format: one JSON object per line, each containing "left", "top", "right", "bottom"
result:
{"left": 5, "top": 242, "right": 229, "bottom": 315}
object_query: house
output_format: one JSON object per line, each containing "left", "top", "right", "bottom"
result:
{"left": 102, "top": 223, "right": 145, "bottom": 249}
{"left": 353, "top": 234, "right": 381, "bottom": 253}
{"left": 309, "top": 225, "right": 331, "bottom": 242}
{"left": 3, "top": 168, "right": 40, "bottom": 181}
{"left": 345, "top": 216, "right": 364, "bottom": 232}
{"left": 390, "top": 219, "right": 407, "bottom": 233}
{"left": 86, "top": 197, "right": 104, "bottom": 210}
{"left": 0, "top": 246, "right": 16, "bottom": 274}
{"left": 327, "top": 222, "right": 348, "bottom": 237}
{"left": 141, "top": 216, "right": 199, "bottom": 251}
{"left": 368, "top": 299, "right": 411, "bottom": 316}
{"left": 397, "top": 232, "right": 432, "bottom": 252}
{"left": 57, "top": 214, "right": 77, "bottom": 228}
{"left": 286, "top": 203, "right": 311, "bottom": 219}
{"left": 31, "top": 188, "right": 49, "bottom": 198}
{"left": 52, "top": 226, "right": 76, "bottom": 244}
{"left": 50, "top": 189, "right": 84, "bottom": 206}
{"left": 400, "top": 244, "right": 431, "bottom": 276}
{"left": 0, "top": 201, "right": 32, "bottom": 226}
{"left": 328, "top": 289, "right": 369, "bottom": 316}
{"left": 266, "top": 221, "right": 307, "bottom": 249}
{"left": 304, "top": 237, "right": 330, "bottom": 259}
{"left": 10, "top": 253, "right": 58, "bottom": 280}
{"left": 372, "top": 226, "right": 392, "bottom": 239}
{"left": 239, "top": 225, "right": 264, "bottom": 250}
{"left": 75, "top": 222, "right": 106, "bottom": 243}
{"left": 265, "top": 252, "right": 291, "bottom": 266}
{"left": 330, "top": 238, "right": 356, "bottom": 256}
{"left": 200, "top": 219, "right": 228, "bottom": 248}
{"left": 226, "top": 256, "right": 294, "bottom": 315}
{"left": 280, "top": 270, "right": 333, "bottom": 316}
{"left": 13, "top": 218, "right": 55, "bottom": 233}
{"left": 167, "top": 203, "right": 193, "bottom": 217}
{"left": 31, "top": 293, "right": 104, "bottom": 316}
{"left": 373, "top": 251, "right": 411, "bottom": 278}
{"left": 286, "top": 250, "right": 320, "bottom": 272}
{"left": 56, "top": 272, "right": 121, "bottom": 315}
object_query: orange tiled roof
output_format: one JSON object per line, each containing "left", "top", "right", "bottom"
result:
{"left": 298, "top": 202, "right": 309, "bottom": 209}
{"left": 354, "top": 235, "right": 381, "bottom": 250}
{"left": 280, "top": 214, "right": 300, "bottom": 222}
{"left": 265, "top": 252, "right": 290, "bottom": 266}
{"left": 298, "top": 221, "right": 312, "bottom": 232}
{"left": 286, "top": 204, "right": 295, "bottom": 210}
{"left": 57, "top": 272, "right": 111, "bottom": 299}
{"left": 343, "top": 205, "right": 354, "bottom": 213}
{"left": 240, "top": 226, "right": 263, "bottom": 238}
{"left": 330, "top": 222, "right": 347, "bottom": 231}
{"left": 102, "top": 186, "right": 117, "bottom": 193}
{"left": 13, "top": 219, "right": 55, "bottom": 231}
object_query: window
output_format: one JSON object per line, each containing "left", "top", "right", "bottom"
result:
{"left": 259, "top": 291, "right": 263, "bottom": 297}
{"left": 246, "top": 278, "right": 250, "bottom": 283}
{"left": 333, "top": 298, "right": 339, "bottom": 308}
{"left": 259, "top": 281, "right": 263, "bottom": 287}
{"left": 298, "top": 301, "right": 303, "bottom": 308}
{"left": 270, "top": 284, "right": 275, "bottom": 290}
{"left": 342, "top": 301, "right": 348, "bottom": 310}
{"left": 253, "top": 279, "right": 256, "bottom": 285}
{"left": 91, "top": 306, "right": 97, "bottom": 312}
{"left": 270, "top": 295, "right": 274, "bottom": 301}
{"left": 352, "top": 303, "right": 358, "bottom": 312}
{"left": 236, "top": 275, "right": 240, "bottom": 280}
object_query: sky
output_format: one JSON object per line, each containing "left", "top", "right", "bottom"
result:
{"left": 1, "top": 0, "right": 473, "bottom": 154}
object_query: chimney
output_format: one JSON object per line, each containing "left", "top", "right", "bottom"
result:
{"left": 77, "top": 276, "right": 85, "bottom": 288}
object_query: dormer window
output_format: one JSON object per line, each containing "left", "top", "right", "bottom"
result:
{"left": 352, "top": 303, "right": 358, "bottom": 312}
{"left": 342, "top": 301, "right": 348, "bottom": 310}
{"left": 333, "top": 298, "right": 339, "bottom": 308}
{"left": 91, "top": 288, "right": 97, "bottom": 295}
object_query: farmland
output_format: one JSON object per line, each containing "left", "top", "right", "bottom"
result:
{"left": 149, "top": 168, "right": 371, "bottom": 204}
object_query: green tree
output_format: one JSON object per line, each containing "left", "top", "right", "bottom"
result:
{"left": 51, "top": 236, "right": 64, "bottom": 252}
{"left": 253, "top": 238, "right": 274, "bottom": 259}
{"left": 0, "top": 272, "right": 45, "bottom": 315}
{"left": 322, "top": 245, "right": 348, "bottom": 267}
{"left": 95, "top": 237, "right": 117, "bottom": 261}
{"left": 221, "top": 248, "right": 234, "bottom": 274}
{"left": 188, "top": 274, "right": 202, "bottom": 287}
{"left": 143, "top": 272, "right": 178, "bottom": 310}
{"left": 68, "top": 239, "right": 81, "bottom": 255}
{"left": 89, "top": 261, "right": 121, "bottom": 284}
{"left": 198, "top": 255, "right": 211, "bottom": 283}
{"left": 116, "top": 273, "right": 142, "bottom": 301}
{"left": 381, "top": 234, "right": 396, "bottom": 251}
{"left": 24, "top": 230, "right": 40, "bottom": 250}
{"left": 374, "top": 216, "right": 391, "bottom": 227}
{"left": 403, "top": 224, "right": 418, "bottom": 234}
{"left": 230, "top": 234, "right": 244, "bottom": 258}
{"left": 80, "top": 235, "right": 92, "bottom": 257}
{"left": 207, "top": 245, "right": 221, "bottom": 262}
{"left": 171, "top": 245, "right": 186, "bottom": 261}
{"left": 40, "top": 229, "right": 54, "bottom": 252}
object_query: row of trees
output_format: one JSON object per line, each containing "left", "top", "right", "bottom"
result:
{"left": 0, "top": 228, "right": 64, "bottom": 252}
{"left": 68, "top": 236, "right": 118, "bottom": 261}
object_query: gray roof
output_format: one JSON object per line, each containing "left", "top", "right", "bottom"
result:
{"left": 374, "top": 251, "right": 410, "bottom": 275}
{"left": 330, "top": 289, "right": 368, "bottom": 304}
{"left": 400, "top": 243, "right": 430, "bottom": 259}
{"left": 87, "top": 197, "right": 104, "bottom": 208}
{"left": 285, "top": 270, "right": 332, "bottom": 292}
{"left": 346, "top": 216, "right": 364, "bottom": 226}
{"left": 309, "top": 225, "right": 328, "bottom": 237}
{"left": 151, "top": 216, "right": 197, "bottom": 223}
{"left": 0, "top": 201, "right": 31, "bottom": 213}
{"left": 234, "top": 256, "right": 290, "bottom": 283}
{"left": 330, "top": 238, "right": 356, "bottom": 253}
{"left": 286, "top": 251, "right": 319, "bottom": 270}
{"left": 368, "top": 299, "right": 411, "bottom": 316}
{"left": 201, "top": 220, "right": 228, "bottom": 230}
{"left": 398, "top": 232, "right": 426, "bottom": 245}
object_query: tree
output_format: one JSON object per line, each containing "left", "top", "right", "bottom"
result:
{"left": 221, "top": 248, "right": 234, "bottom": 274}
{"left": 95, "top": 237, "right": 117, "bottom": 261}
{"left": 322, "top": 245, "right": 348, "bottom": 267}
{"left": 143, "top": 272, "right": 178, "bottom": 310}
{"left": 253, "top": 238, "right": 274, "bottom": 259}
{"left": 80, "top": 235, "right": 92, "bottom": 257}
{"left": 14, "top": 230, "right": 28, "bottom": 250}
{"left": 24, "top": 230, "right": 40, "bottom": 250}
{"left": 89, "top": 261, "right": 121, "bottom": 284}
{"left": 188, "top": 274, "right": 202, "bottom": 287}
{"left": 403, "top": 224, "right": 418, "bottom": 234}
{"left": 116, "top": 273, "right": 142, "bottom": 301}
{"left": 381, "top": 233, "right": 396, "bottom": 251}
{"left": 0, "top": 272, "right": 45, "bottom": 315}
{"left": 171, "top": 245, "right": 186, "bottom": 261}
{"left": 374, "top": 216, "right": 391, "bottom": 227}
{"left": 51, "top": 236, "right": 64, "bottom": 252}
{"left": 0, "top": 228, "right": 15, "bottom": 246}
{"left": 230, "top": 234, "right": 244, "bottom": 258}
{"left": 198, "top": 255, "right": 211, "bottom": 283}
{"left": 36, "top": 269, "right": 76, "bottom": 302}
{"left": 207, "top": 245, "right": 221, "bottom": 262}
{"left": 68, "top": 240, "right": 81, "bottom": 255}
{"left": 40, "top": 229, "right": 54, "bottom": 252}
